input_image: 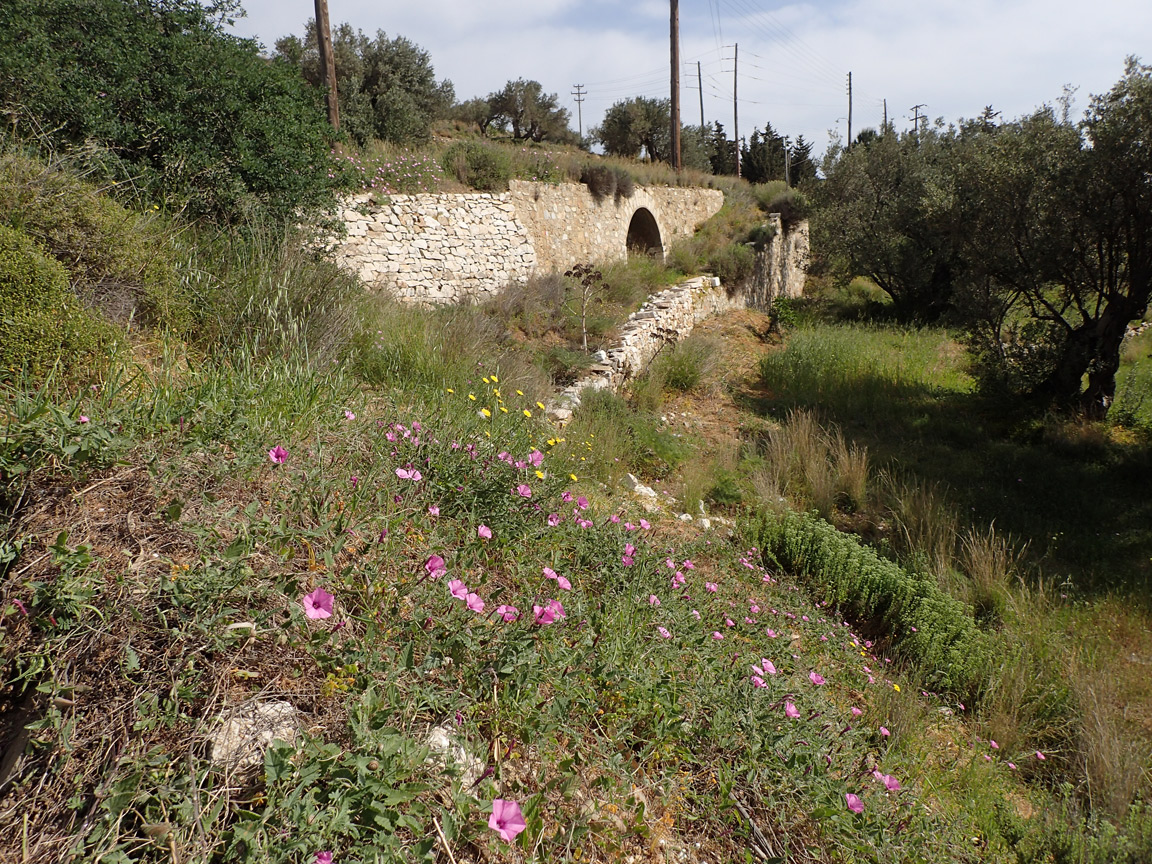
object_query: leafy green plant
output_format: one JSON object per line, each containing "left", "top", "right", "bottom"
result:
{"left": 441, "top": 141, "right": 512, "bottom": 191}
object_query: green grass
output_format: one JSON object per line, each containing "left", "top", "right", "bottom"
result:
{"left": 753, "top": 321, "right": 1152, "bottom": 596}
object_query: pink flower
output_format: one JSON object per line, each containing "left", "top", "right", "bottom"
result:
{"left": 640, "top": 519, "right": 651, "bottom": 530}
{"left": 543, "top": 566, "right": 558, "bottom": 581}
{"left": 496, "top": 605, "right": 519, "bottom": 622}
{"left": 751, "top": 675, "right": 767, "bottom": 688}
{"left": 851, "top": 707, "right": 863, "bottom": 717}
{"left": 315, "top": 852, "right": 333, "bottom": 864}
{"left": 649, "top": 595, "right": 661, "bottom": 606}
{"left": 12, "top": 599, "right": 27, "bottom": 616}
{"left": 705, "top": 582, "right": 718, "bottom": 593}
{"left": 711, "top": 631, "right": 724, "bottom": 640}
{"left": 533, "top": 604, "right": 554, "bottom": 625}
{"left": 268, "top": 445, "right": 288, "bottom": 464}
{"left": 880, "top": 726, "right": 890, "bottom": 737}
{"left": 562, "top": 491, "right": 573, "bottom": 503}
{"left": 477, "top": 525, "right": 492, "bottom": 540}
{"left": 683, "top": 560, "right": 695, "bottom": 569}
{"left": 428, "top": 505, "right": 440, "bottom": 517}
{"left": 425, "top": 554, "right": 446, "bottom": 579}
{"left": 556, "top": 575, "right": 572, "bottom": 591}
{"left": 344, "top": 410, "right": 355, "bottom": 420}
{"left": 881, "top": 774, "right": 900, "bottom": 791}
{"left": 621, "top": 555, "right": 633, "bottom": 566}
{"left": 725, "top": 618, "right": 735, "bottom": 627}
{"left": 624, "top": 543, "right": 636, "bottom": 556}
{"left": 1008, "top": 762, "right": 1017, "bottom": 770}
{"left": 762, "top": 659, "right": 777, "bottom": 675}
{"left": 784, "top": 701, "right": 800, "bottom": 719}
{"left": 547, "top": 513, "right": 561, "bottom": 526}
{"left": 766, "top": 628, "right": 777, "bottom": 638}
{"left": 488, "top": 798, "right": 527, "bottom": 842}
{"left": 577, "top": 495, "right": 589, "bottom": 510}
{"left": 79, "top": 415, "right": 90, "bottom": 424}
{"left": 528, "top": 450, "right": 544, "bottom": 466}
{"left": 657, "top": 626, "right": 671, "bottom": 639}
{"left": 547, "top": 599, "right": 566, "bottom": 619}
{"left": 448, "top": 579, "right": 469, "bottom": 600}
{"left": 808, "top": 672, "right": 826, "bottom": 686}
{"left": 845, "top": 793, "right": 864, "bottom": 813}
{"left": 691, "top": 609, "right": 700, "bottom": 619}
{"left": 302, "top": 587, "right": 334, "bottom": 619}
{"left": 516, "top": 484, "right": 532, "bottom": 498}
{"left": 466, "top": 593, "right": 485, "bottom": 613}
{"left": 990, "top": 739, "right": 999, "bottom": 749}
{"left": 1035, "top": 751, "right": 1046, "bottom": 761}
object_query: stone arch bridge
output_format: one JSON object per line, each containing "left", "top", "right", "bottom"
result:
{"left": 337, "top": 180, "right": 724, "bottom": 304}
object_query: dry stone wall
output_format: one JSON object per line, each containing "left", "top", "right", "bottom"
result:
{"left": 335, "top": 182, "right": 724, "bottom": 303}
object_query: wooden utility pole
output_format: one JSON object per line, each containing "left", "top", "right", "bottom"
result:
{"left": 910, "top": 103, "right": 926, "bottom": 141}
{"left": 698, "top": 61, "right": 704, "bottom": 129}
{"left": 733, "top": 42, "right": 740, "bottom": 178}
{"left": 883, "top": 98, "right": 888, "bottom": 133}
{"left": 670, "top": 0, "right": 682, "bottom": 170}
{"left": 314, "top": 0, "right": 340, "bottom": 130}
{"left": 846, "top": 71, "right": 852, "bottom": 148}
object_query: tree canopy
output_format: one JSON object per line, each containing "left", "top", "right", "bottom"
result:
{"left": 815, "top": 58, "right": 1152, "bottom": 417}
{"left": 275, "top": 23, "right": 454, "bottom": 146}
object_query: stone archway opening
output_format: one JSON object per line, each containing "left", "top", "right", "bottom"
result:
{"left": 626, "top": 207, "right": 664, "bottom": 260}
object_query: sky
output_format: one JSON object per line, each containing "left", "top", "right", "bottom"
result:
{"left": 225, "top": 0, "right": 1152, "bottom": 160}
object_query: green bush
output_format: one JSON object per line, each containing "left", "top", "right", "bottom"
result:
{"left": 0, "top": 149, "right": 190, "bottom": 332}
{"left": 0, "top": 0, "right": 343, "bottom": 223}
{"left": 0, "top": 225, "right": 113, "bottom": 377}
{"left": 746, "top": 508, "right": 995, "bottom": 698}
{"left": 441, "top": 141, "right": 511, "bottom": 191}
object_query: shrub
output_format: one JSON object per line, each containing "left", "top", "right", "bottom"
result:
{"left": 441, "top": 142, "right": 511, "bottom": 191}
{"left": 747, "top": 508, "right": 995, "bottom": 697}
{"left": 0, "top": 0, "right": 343, "bottom": 223}
{"left": 0, "top": 148, "right": 189, "bottom": 332}
{"left": 0, "top": 225, "right": 114, "bottom": 377}
{"left": 580, "top": 165, "right": 617, "bottom": 202}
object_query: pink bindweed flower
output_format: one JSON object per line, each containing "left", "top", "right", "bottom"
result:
{"left": 762, "top": 659, "right": 777, "bottom": 675}
{"left": 344, "top": 410, "right": 355, "bottom": 420}
{"left": 562, "top": 491, "right": 573, "bottom": 503}
{"left": 766, "top": 628, "right": 777, "bottom": 638}
{"left": 577, "top": 495, "right": 588, "bottom": 510}
{"left": 809, "top": 672, "right": 826, "bottom": 686}
{"left": 315, "top": 852, "right": 333, "bottom": 864}
{"left": 785, "top": 701, "right": 800, "bottom": 719}
{"left": 639, "top": 519, "right": 650, "bottom": 530}
{"left": 496, "top": 605, "right": 519, "bottom": 622}
{"left": 543, "top": 566, "right": 558, "bottom": 581}
{"left": 1008, "top": 762, "right": 1017, "bottom": 770}
{"left": 649, "top": 595, "right": 661, "bottom": 606}
{"left": 425, "top": 555, "right": 447, "bottom": 579}
{"left": 302, "top": 588, "right": 334, "bottom": 620}
{"left": 990, "top": 740, "right": 999, "bottom": 749}
{"left": 528, "top": 450, "right": 544, "bottom": 466}
{"left": 533, "top": 604, "right": 556, "bottom": 625}
{"left": 449, "top": 579, "right": 469, "bottom": 600}
{"left": 548, "top": 513, "right": 561, "bottom": 527}
{"left": 705, "top": 582, "right": 718, "bottom": 593}
{"left": 845, "top": 793, "right": 865, "bottom": 813}
{"left": 477, "top": 525, "right": 492, "bottom": 540}
{"left": 466, "top": 593, "right": 485, "bottom": 613}
{"left": 851, "top": 706, "right": 863, "bottom": 717}
{"left": 577, "top": 518, "right": 593, "bottom": 528}
{"left": 488, "top": 799, "right": 527, "bottom": 843}
{"left": 657, "top": 625, "right": 672, "bottom": 639}
{"left": 683, "top": 560, "right": 695, "bottom": 569}
{"left": 621, "top": 555, "right": 634, "bottom": 566}
{"left": 751, "top": 675, "right": 767, "bottom": 688}
{"left": 881, "top": 773, "right": 900, "bottom": 791}
{"left": 12, "top": 599, "right": 27, "bottom": 616}
{"left": 555, "top": 575, "right": 572, "bottom": 591}
{"left": 880, "top": 726, "right": 891, "bottom": 737}
{"left": 1035, "top": 751, "right": 1046, "bottom": 761}
{"left": 691, "top": 609, "right": 700, "bottom": 619}
{"left": 516, "top": 484, "right": 532, "bottom": 498}
{"left": 712, "top": 631, "right": 724, "bottom": 640}
{"left": 429, "top": 505, "right": 440, "bottom": 517}
{"left": 610, "top": 514, "right": 621, "bottom": 523}
{"left": 268, "top": 445, "right": 287, "bottom": 464}
{"left": 725, "top": 618, "right": 735, "bottom": 627}
{"left": 547, "top": 599, "right": 566, "bottom": 619}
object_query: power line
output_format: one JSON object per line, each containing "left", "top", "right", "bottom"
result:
{"left": 571, "top": 84, "right": 586, "bottom": 139}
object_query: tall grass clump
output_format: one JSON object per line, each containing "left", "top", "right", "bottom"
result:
{"left": 750, "top": 410, "right": 870, "bottom": 518}
{"left": 650, "top": 334, "right": 721, "bottom": 394}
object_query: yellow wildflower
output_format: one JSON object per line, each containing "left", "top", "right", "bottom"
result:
{"left": 480, "top": 408, "right": 491, "bottom": 418}
{"left": 523, "top": 409, "right": 532, "bottom": 418}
